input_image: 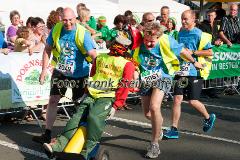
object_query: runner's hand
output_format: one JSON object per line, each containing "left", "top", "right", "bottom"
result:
{"left": 227, "top": 41, "right": 232, "bottom": 48}
{"left": 194, "top": 61, "right": 203, "bottom": 70}
{"left": 39, "top": 70, "right": 47, "bottom": 85}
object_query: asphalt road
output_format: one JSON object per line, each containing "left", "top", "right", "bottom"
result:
{"left": 0, "top": 94, "right": 239, "bottom": 160}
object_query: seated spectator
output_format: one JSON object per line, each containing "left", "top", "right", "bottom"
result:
{"left": 165, "top": 17, "right": 178, "bottom": 40}
{"left": 219, "top": 3, "right": 240, "bottom": 47}
{"left": 0, "top": 31, "right": 10, "bottom": 55}
{"left": 199, "top": 9, "right": 222, "bottom": 45}
{"left": 14, "top": 26, "right": 34, "bottom": 55}
{"left": 6, "top": 10, "right": 22, "bottom": 50}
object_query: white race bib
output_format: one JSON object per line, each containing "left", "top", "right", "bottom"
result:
{"left": 56, "top": 62, "right": 75, "bottom": 75}
{"left": 175, "top": 62, "right": 191, "bottom": 76}
{"left": 141, "top": 69, "right": 162, "bottom": 83}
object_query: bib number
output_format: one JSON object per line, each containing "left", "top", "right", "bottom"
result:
{"left": 175, "top": 63, "right": 190, "bottom": 76}
{"left": 141, "top": 70, "right": 161, "bottom": 83}
{"left": 57, "top": 62, "right": 74, "bottom": 74}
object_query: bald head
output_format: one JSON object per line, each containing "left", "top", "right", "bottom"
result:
{"left": 181, "top": 10, "right": 196, "bottom": 30}
{"left": 230, "top": 3, "right": 238, "bottom": 17}
{"left": 62, "top": 7, "right": 76, "bottom": 30}
{"left": 63, "top": 7, "right": 76, "bottom": 18}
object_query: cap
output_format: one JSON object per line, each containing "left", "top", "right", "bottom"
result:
{"left": 98, "top": 16, "right": 107, "bottom": 26}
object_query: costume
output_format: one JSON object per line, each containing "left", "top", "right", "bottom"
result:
{"left": 44, "top": 35, "right": 135, "bottom": 160}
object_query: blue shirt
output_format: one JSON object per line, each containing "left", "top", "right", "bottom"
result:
{"left": 0, "top": 32, "right": 7, "bottom": 49}
{"left": 47, "top": 27, "right": 95, "bottom": 78}
{"left": 178, "top": 27, "right": 212, "bottom": 76}
{"left": 136, "top": 35, "right": 183, "bottom": 79}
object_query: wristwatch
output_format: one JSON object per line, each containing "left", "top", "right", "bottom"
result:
{"left": 192, "top": 50, "right": 196, "bottom": 55}
{"left": 191, "top": 59, "right": 196, "bottom": 65}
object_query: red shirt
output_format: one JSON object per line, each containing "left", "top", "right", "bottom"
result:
{"left": 90, "top": 58, "right": 135, "bottom": 110}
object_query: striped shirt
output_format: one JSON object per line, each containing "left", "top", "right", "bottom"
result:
{"left": 220, "top": 15, "right": 240, "bottom": 43}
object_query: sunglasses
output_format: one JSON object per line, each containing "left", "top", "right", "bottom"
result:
{"left": 146, "top": 19, "right": 154, "bottom": 22}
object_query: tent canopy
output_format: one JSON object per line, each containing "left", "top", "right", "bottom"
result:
{"left": 0, "top": 0, "right": 190, "bottom": 30}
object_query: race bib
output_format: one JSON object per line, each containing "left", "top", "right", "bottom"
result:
{"left": 141, "top": 69, "right": 162, "bottom": 83}
{"left": 56, "top": 62, "right": 75, "bottom": 75}
{"left": 175, "top": 62, "right": 190, "bottom": 76}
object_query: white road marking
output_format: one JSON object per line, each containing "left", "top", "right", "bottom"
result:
{"left": 103, "top": 132, "right": 113, "bottom": 137}
{"left": 183, "top": 101, "right": 240, "bottom": 111}
{"left": 0, "top": 116, "right": 239, "bottom": 159}
{"left": 111, "top": 117, "right": 240, "bottom": 145}
{"left": 0, "top": 140, "right": 49, "bottom": 159}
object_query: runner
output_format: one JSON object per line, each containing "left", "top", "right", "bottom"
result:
{"left": 132, "top": 21, "right": 202, "bottom": 159}
{"left": 43, "top": 34, "right": 136, "bottom": 160}
{"left": 163, "top": 10, "right": 216, "bottom": 140}
{"left": 32, "top": 7, "right": 97, "bottom": 144}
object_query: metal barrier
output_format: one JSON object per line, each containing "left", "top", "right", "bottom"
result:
{"left": 202, "top": 76, "right": 240, "bottom": 95}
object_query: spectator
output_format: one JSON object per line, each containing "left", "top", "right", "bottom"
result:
{"left": 56, "top": 7, "right": 64, "bottom": 21}
{"left": 76, "top": 3, "right": 97, "bottom": 30}
{"left": 14, "top": 26, "right": 34, "bottom": 55}
{"left": 6, "top": 10, "right": 22, "bottom": 50}
{"left": 78, "top": 8, "right": 96, "bottom": 35}
{"left": 26, "top": 17, "right": 34, "bottom": 28}
{"left": 30, "top": 17, "right": 46, "bottom": 52}
{"left": 106, "top": 14, "right": 127, "bottom": 48}
{"left": 156, "top": 6, "right": 170, "bottom": 27}
{"left": 213, "top": 2, "right": 226, "bottom": 21}
{"left": 219, "top": 3, "right": 240, "bottom": 47}
{"left": 95, "top": 16, "right": 110, "bottom": 43}
{"left": 165, "top": 17, "right": 178, "bottom": 40}
{"left": 124, "top": 10, "right": 137, "bottom": 27}
{"left": 46, "top": 10, "right": 61, "bottom": 31}
{"left": 198, "top": 9, "right": 220, "bottom": 98}
{"left": 0, "top": 17, "right": 5, "bottom": 36}
{"left": 199, "top": 9, "right": 222, "bottom": 45}
{"left": 0, "top": 32, "right": 9, "bottom": 55}
{"left": 137, "top": 12, "right": 155, "bottom": 32}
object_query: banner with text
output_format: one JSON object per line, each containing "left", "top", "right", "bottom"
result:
{"left": 208, "top": 44, "right": 240, "bottom": 79}
{"left": 0, "top": 53, "right": 53, "bottom": 106}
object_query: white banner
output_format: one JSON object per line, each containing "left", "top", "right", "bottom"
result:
{"left": 0, "top": 52, "right": 53, "bottom": 103}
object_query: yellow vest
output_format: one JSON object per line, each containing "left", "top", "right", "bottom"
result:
{"left": 197, "top": 32, "right": 213, "bottom": 80}
{"left": 133, "top": 34, "right": 180, "bottom": 76}
{"left": 50, "top": 22, "right": 92, "bottom": 67}
{"left": 87, "top": 54, "right": 129, "bottom": 98}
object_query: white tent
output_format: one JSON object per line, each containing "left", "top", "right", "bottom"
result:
{"left": 0, "top": 0, "right": 189, "bottom": 30}
{"left": 0, "top": 0, "right": 119, "bottom": 29}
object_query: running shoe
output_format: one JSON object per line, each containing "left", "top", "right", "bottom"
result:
{"left": 163, "top": 127, "right": 179, "bottom": 139}
{"left": 145, "top": 142, "right": 161, "bottom": 159}
{"left": 203, "top": 113, "right": 216, "bottom": 132}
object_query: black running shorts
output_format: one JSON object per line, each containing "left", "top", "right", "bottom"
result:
{"left": 173, "top": 76, "right": 203, "bottom": 100}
